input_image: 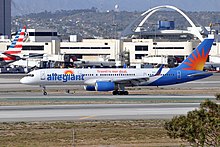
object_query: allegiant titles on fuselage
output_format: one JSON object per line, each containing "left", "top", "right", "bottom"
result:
{"left": 47, "top": 73, "right": 84, "bottom": 82}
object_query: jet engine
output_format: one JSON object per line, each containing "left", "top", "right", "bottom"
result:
{"left": 95, "top": 81, "right": 115, "bottom": 91}
{"left": 84, "top": 85, "right": 96, "bottom": 91}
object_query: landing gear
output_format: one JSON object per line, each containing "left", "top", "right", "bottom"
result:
{"left": 66, "top": 90, "right": 70, "bottom": 94}
{"left": 112, "top": 84, "right": 129, "bottom": 95}
{"left": 41, "top": 85, "right": 47, "bottom": 95}
{"left": 112, "top": 90, "right": 129, "bottom": 95}
{"left": 113, "top": 91, "right": 117, "bottom": 95}
{"left": 43, "top": 91, "right": 47, "bottom": 95}
{"left": 124, "top": 91, "right": 129, "bottom": 95}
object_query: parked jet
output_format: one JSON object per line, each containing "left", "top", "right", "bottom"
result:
{"left": 0, "top": 26, "right": 26, "bottom": 66}
{"left": 20, "top": 38, "right": 214, "bottom": 95}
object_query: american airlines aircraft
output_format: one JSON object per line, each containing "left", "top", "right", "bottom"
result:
{"left": 0, "top": 26, "right": 26, "bottom": 66}
{"left": 20, "top": 38, "right": 214, "bottom": 95}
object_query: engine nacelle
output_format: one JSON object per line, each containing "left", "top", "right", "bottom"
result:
{"left": 95, "top": 81, "right": 115, "bottom": 91}
{"left": 84, "top": 85, "right": 96, "bottom": 91}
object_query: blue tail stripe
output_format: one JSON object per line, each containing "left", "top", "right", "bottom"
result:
{"left": 8, "top": 28, "right": 23, "bottom": 49}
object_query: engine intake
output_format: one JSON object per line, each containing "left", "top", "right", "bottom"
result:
{"left": 84, "top": 85, "right": 96, "bottom": 91}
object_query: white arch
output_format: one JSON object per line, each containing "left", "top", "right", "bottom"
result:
{"left": 134, "top": 5, "right": 204, "bottom": 41}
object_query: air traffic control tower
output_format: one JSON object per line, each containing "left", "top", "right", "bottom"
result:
{"left": 0, "top": 0, "right": 11, "bottom": 38}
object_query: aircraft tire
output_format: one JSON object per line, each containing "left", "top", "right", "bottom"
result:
{"left": 118, "top": 91, "right": 124, "bottom": 95}
{"left": 124, "top": 91, "right": 129, "bottom": 95}
{"left": 112, "top": 91, "right": 129, "bottom": 95}
{"left": 112, "top": 91, "right": 118, "bottom": 95}
{"left": 43, "top": 91, "right": 47, "bottom": 95}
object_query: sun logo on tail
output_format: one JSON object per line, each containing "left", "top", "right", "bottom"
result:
{"left": 64, "top": 70, "right": 74, "bottom": 74}
{"left": 183, "top": 47, "right": 209, "bottom": 71}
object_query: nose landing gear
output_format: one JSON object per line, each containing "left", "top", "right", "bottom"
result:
{"left": 43, "top": 91, "right": 47, "bottom": 95}
{"left": 40, "top": 85, "right": 47, "bottom": 95}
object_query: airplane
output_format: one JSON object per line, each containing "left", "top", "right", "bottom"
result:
{"left": 20, "top": 38, "right": 214, "bottom": 95}
{"left": 0, "top": 26, "right": 26, "bottom": 67}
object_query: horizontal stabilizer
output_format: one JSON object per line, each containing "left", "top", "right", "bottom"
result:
{"left": 187, "top": 72, "right": 213, "bottom": 77}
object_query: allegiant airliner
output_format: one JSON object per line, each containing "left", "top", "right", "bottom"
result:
{"left": 20, "top": 38, "right": 214, "bottom": 95}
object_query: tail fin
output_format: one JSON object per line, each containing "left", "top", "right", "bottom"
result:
{"left": 4, "top": 26, "right": 26, "bottom": 55}
{"left": 175, "top": 38, "right": 214, "bottom": 71}
{"left": 154, "top": 64, "right": 164, "bottom": 76}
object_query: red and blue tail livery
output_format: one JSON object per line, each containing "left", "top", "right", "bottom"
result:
{"left": 0, "top": 26, "right": 26, "bottom": 66}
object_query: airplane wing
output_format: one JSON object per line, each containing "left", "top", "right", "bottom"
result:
{"left": 112, "top": 76, "right": 150, "bottom": 86}
{"left": 110, "top": 64, "right": 164, "bottom": 86}
{"left": 21, "top": 53, "right": 44, "bottom": 59}
{"left": 85, "top": 64, "right": 164, "bottom": 86}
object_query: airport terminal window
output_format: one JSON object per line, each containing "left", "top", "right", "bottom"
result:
{"left": 135, "top": 54, "right": 147, "bottom": 59}
{"left": 91, "top": 47, "right": 100, "bottom": 49}
{"left": 60, "top": 46, "right": 111, "bottom": 50}
{"left": 29, "top": 32, "right": 57, "bottom": 36}
{"left": 70, "top": 47, "right": 79, "bottom": 49}
{"left": 101, "top": 47, "right": 110, "bottom": 49}
{"left": 135, "top": 46, "right": 148, "bottom": 51}
{"left": 81, "top": 47, "right": 89, "bottom": 49}
{"left": 22, "top": 46, "right": 44, "bottom": 50}
{"left": 153, "top": 47, "right": 184, "bottom": 49}
{"left": 60, "top": 47, "right": 110, "bottom": 49}
{"left": 60, "top": 47, "right": 68, "bottom": 49}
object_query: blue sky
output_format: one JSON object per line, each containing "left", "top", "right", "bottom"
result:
{"left": 12, "top": 0, "right": 220, "bottom": 15}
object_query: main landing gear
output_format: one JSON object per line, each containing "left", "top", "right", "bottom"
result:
{"left": 112, "top": 90, "right": 129, "bottom": 95}
{"left": 112, "top": 84, "right": 129, "bottom": 95}
{"left": 66, "top": 90, "right": 70, "bottom": 94}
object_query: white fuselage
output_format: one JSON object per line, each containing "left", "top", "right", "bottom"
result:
{"left": 20, "top": 68, "right": 170, "bottom": 86}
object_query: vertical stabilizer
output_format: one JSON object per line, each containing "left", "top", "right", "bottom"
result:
{"left": 4, "top": 26, "right": 26, "bottom": 55}
{"left": 175, "top": 38, "right": 214, "bottom": 71}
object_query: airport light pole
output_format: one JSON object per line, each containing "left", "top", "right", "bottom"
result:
{"left": 26, "top": 58, "right": 29, "bottom": 73}
{"left": 139, "top": 26, "right": 145, "bottom": 39}
{"left": 72, "top": 128, "right": 75, "bottom": 147}
{"left": 152, "top": 23, "right": 158, "bottom": 56}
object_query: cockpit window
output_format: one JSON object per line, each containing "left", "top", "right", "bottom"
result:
{"left": 26, "top": 74, "right": 34, "bottom": 77}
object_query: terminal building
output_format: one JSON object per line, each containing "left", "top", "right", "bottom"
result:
{"left": 0, "top": 5, "right": 220, "bottom": 69}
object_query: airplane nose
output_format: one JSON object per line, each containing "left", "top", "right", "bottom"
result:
{"left": 20, "top": 77, "right": 27, "bottom": 84}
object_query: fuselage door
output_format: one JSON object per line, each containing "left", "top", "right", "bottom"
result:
{"left": 177, "top": 70, "right": 181, "bottom": 80}
{"left": 40, "top": 71, "right": 46, "bottom": 80}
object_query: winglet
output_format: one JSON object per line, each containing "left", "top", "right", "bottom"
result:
{"left": 154, "top": 64, "right": 164, "bottom": 76}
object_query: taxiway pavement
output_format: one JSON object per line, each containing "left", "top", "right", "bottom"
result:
{"left": 0, "top": 103, "right": 200, "bottom": 122}
{"left": 0, "top": 73, "right": 218, "bottom": 122}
